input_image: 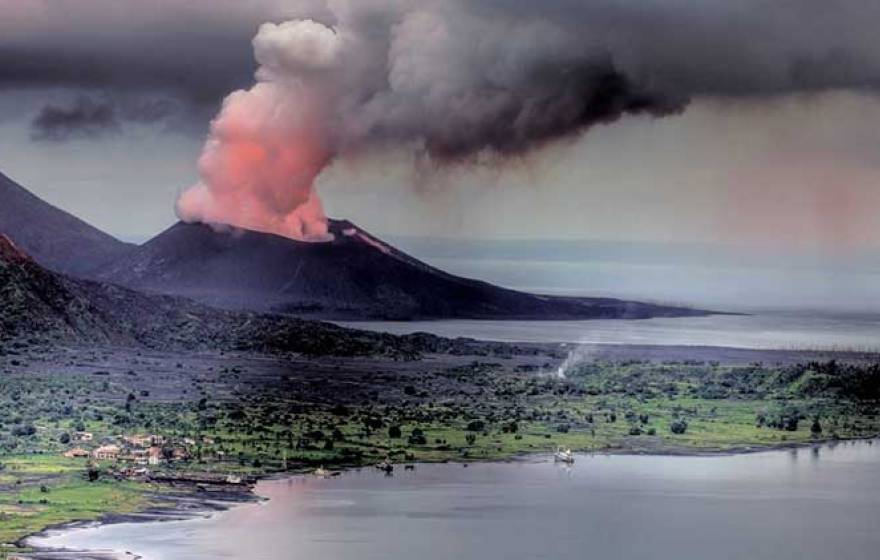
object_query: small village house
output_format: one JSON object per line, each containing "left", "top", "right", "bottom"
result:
{"left": 92, "top": 444, "right": 120, "bottom": 461}
{"left": 123, "top": 434, "right": 151, "bottom": 447}
{"left": 63, "top": 447, "right": 90, "bottom": 458}
{"left": 171, "top": 447, "right": 190, "bottom": 461}
{"left": 148, "top": 446, "right": 163, "bottom": 466}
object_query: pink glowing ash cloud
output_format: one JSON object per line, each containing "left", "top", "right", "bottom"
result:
{"left": 177, "top": 21, "right": 340, "bottom": 241}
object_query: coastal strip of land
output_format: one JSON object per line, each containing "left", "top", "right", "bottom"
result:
{"left": 0, "top": 340, "right": 878, "bottom": 556}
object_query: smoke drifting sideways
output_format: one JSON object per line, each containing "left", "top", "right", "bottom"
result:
{"left": 176, "top": 0, "right": 880, "bottom": 241}
{"left": 176, "top": 3, "right": 682, "bottom": 240}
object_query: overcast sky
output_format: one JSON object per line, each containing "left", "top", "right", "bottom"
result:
{"left": 1, "top": 0, "right": 880, "bottom": 256}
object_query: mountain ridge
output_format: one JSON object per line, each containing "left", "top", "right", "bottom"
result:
{"left": 0, "top": 233, "right": 441, "bottom": 358}
{"left": 0, "top": 171, "right": 134, "bottom": 277}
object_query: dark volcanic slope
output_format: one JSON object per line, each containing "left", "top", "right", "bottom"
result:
{"left": 0, "top": 234, "right": 119, "bottom": 344}
{"left": 0, "top": 171, "right": 133, "bottom": 277}
{"left": 0, "top": 234, "right": 428, "bottom": 357}
{"left": 100, "top": 219, "right": 708, "bottom": 320}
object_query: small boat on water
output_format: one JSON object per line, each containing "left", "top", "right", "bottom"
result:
{"left": 313, "top": 466, "right": 331, "bottom": 478}
{"left": 554, "top": 447, "right": 575, "bottom": 464}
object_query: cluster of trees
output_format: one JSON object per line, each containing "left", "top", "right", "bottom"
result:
{"left": 790, "top": 361, "right": 880, "bottom": 400}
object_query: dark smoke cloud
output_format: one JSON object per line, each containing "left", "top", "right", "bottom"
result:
{"left": 31, "top": 96, "right": 120, "bottom": 142}
{"left": 7, "top": 0, "right": 880, "bottom": 147}
{"left": 240, "top": 0, "right": 880, "bottom": 161}
{"left": 1, "top": 0, "right": 329, "bottom": 138}
{"left": 30, "top": 95, "right": 179, "bottom": 141}
{"left": 175, "top": 0, "right": 880, "bottom": 240}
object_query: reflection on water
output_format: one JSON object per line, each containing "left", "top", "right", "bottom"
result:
{"left": 30, "top": 440, "right": 880, "bottom": 560}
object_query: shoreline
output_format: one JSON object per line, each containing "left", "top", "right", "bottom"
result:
{"left": 18, "top": 435, "right": 880, "bottom": 559}
{"left": 18, "top": 487, "right": 261, "bottom": 559}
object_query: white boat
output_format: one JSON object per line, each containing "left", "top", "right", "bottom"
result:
{"left": 313, "top": 466, "right": 331, "bottom": 478}
{"left": 554, "top": 447, "right": 575, "bottom": 464}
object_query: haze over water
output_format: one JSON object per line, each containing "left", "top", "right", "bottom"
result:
{"left": 31, "top": 441, "right": 880, "bottom": 560}
{"left": 339, "top": 312, "right": 880, "bottom": 352}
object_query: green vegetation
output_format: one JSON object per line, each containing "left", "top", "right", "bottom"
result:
{"left": 0, "top": 455, "right": 159, "bottom": 552}
{"left": 0, "top": 351, "right": 878, "bottom": 550}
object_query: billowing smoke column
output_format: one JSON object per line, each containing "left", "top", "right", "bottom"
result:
{"left": 177, "top": 0, "right": 880, "bottom": 240}
{"left": 177, "top": 20, "right": 341, "bottom": 240}
{"left": 177, "top": 1, "right": 683, "bottom": 240}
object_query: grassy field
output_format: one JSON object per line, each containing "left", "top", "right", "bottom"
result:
{"left": 0, "top": 455, "right": 161, "bottom": 552}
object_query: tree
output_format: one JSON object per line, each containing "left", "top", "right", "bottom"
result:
{"left": 86, "top": 463, "right": 100, "bottom": 482}
{"left": 408, "top": 427, "right": 427, "bottom": 445}
{"left": 388, "top": 425, "right": 402, "bottom": 438}
{"left": 466, "top": 420, "right": 485, "bottom": 432}
{"left": 11, "top": 424, "right": 36, "bottom": 437}
{"left": 811, "top": 417, "right": 823, "bottom": 435}
{"left": 127, "top": 392, "right": 137, "bottom": 404}
{"left": 670, "top": 419, "right": 688, "bottom": 434}
{"left": 59, "top": 432, "right": 71, "bottom": 445}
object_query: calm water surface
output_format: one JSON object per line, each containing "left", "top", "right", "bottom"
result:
{"left": 337, "top": 313, "right": 880, "bottom": 351}
{"left": 30, "top": 441, "right": 880, "bottom": 560}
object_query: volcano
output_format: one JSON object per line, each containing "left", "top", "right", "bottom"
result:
{"left": 0, "top": 171, "right": 134, "bottom": 277}
{"left": 99, "top": 219, "right": 708, "bottom": 320}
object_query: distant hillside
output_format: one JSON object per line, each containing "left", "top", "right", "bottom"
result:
{"left": 0, "top": 171, "right": 133, "bottom": 277}
{"left": 99, "top": 219, "right": 710, "bottom": 320}
{"left": 0, "top": 234, "right": 433, "bottom": 358}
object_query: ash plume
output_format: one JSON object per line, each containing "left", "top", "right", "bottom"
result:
{"left": 176, "top": 0, "right": 880, "bottom": 240}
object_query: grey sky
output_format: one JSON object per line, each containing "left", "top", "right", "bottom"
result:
{"left": 1, "top": 0, "right": 879, "bottom": 254}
